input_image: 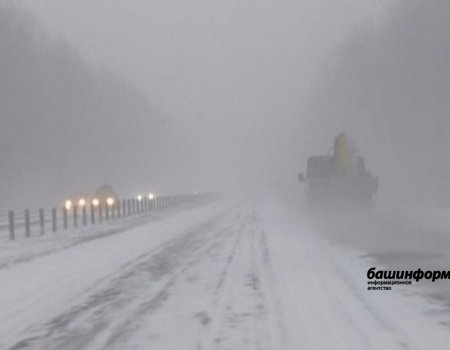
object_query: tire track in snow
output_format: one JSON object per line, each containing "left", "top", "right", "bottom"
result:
{"left": 7, "top": 210, "right": 237, "bottom": 350}
{"left": 100, "top": 221, "right": 243, "bottom": 349}
{"left": 199, "top": 209, "right": 285, "bottom": 350}
{"left": 8, "top": 205, "right": 288, "bottom": 350}
{"left": 256, "top": 229, "right": 290, "bottom": 349}
{"left": 108, "top": 211, "right": 255, "bottom": 350}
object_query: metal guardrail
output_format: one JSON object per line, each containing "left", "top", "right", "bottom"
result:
{"left": 4, "top": 193, "right": 216, "bottom": 240}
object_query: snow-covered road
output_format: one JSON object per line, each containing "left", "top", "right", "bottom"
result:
{"left": 1, "top": 199, "right": 449, "bottom": 349}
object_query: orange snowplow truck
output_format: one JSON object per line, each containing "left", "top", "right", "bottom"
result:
{"left": 298, "top": 133, "right": 378, "bottom": 203}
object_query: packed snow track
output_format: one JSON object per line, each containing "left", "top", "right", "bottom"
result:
{"left": 0, "top": 200, "right": 449, "bottom": 349}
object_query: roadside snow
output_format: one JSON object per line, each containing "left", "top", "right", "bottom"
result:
{"left": 0, "top": 201, "right": 231, "bottom": 349}
{"left": 262, "top": 201, "right": 450, "bottom": 349}
{"left": 1, "top": 198, "right": 449, "bottom": 349}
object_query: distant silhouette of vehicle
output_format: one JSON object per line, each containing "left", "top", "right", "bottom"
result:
{"left": 298, "top": 133, "right": 378, "bottom": 204}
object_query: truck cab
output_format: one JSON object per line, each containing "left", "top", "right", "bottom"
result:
{"left": 298, "top": 134, "right": 378, "bottom": 204}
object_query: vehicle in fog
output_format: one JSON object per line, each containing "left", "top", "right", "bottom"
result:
{"left": 63, "top": 185, "right": 119, "bottom": 209}
{"left": 94, "top": 185, "right": 119, "bottom": 203}
{"left": 298, "top": 133, "right": 378, "bottom": 204}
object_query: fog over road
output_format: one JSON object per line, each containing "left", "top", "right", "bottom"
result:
{"left": 1, "top": 198, "right": 449, "bottom": 349}
{"left": 2, "top": 1, "right": 450, "bottom": 348}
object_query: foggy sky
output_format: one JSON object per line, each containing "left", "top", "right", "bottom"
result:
{"left": 0, "top": 3, "right": 170, "bottom": 211}
{"left": 2, "top": 1, "right": 392, "bottom": 210}
{"left": 19, "top": 1, "right": 390, "bottom": 183}
{"left": 309, "top": 0, "right": 450, "bottom": 206}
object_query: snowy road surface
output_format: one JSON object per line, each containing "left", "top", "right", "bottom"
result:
{"left": 1, "top": 199, "right": 450, "bottom": 349}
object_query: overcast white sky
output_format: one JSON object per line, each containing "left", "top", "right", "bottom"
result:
{"left": 18, "top": 0, "right": 393, "bottom": 193}
{"left": 20, "top": 1, "right": 391, "bottom": 99}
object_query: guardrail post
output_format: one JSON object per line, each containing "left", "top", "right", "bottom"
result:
{"left": 82, "top": 206, "right": 87, "bottom": 226}
{"left": 117, "top": 200, "right": 121, "bottom": 218}
{"left": 127, "top": 199, "right": 131, "bottom": 215}
{"left": 91, "top": 204, "right": 95, "bottom": 224}
{"left": 111, "top": 203, "right": 115, "bottom": 219}
{"left": 39, "top": 208, "right": 45, "bottom": 235}
{"left": 8, "top": 211, "right": 15, "bottom": 240}
{"left": 105, "top": 203, "right": 110, "bottom": 220}
{"left": 123, "top": 199, "right": 127, "bottom": 217}
{"left": 25, "top": 209, "right": 31, "bottom": 237}
{"left": 98, "top": 203, "right": 103, "bottom": 223}
{"left": 52, "top": 208, "right": 57, "bottom": 232}
{"left": 73, "top": 205, "right": 78, "bottom": 228}
{"left": 63, "top": 206, "right": 68, "bottom": 230}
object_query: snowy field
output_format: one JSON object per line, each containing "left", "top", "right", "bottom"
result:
{"left": 1, "top": 198, "right": 450, "bottom": 349}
